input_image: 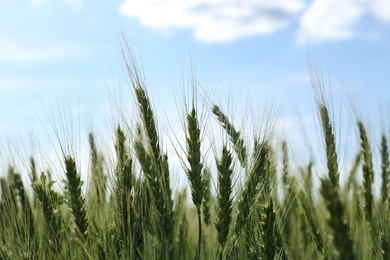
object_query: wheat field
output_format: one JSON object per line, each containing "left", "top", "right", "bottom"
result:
{"left": 0, "top": 51, "right": 389, "bottom": 260}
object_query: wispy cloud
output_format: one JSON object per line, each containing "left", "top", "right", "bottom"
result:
{"left": 119, "top": 0, "right": 390, "bottom": 43}
{"left": 298, "top": 0, "right": 390, "bottom": 43}
{"left": 0, "top": 35, "right": 82, "bottom": 64}
{"left": 119, "top": 0, "right": 306, "bottom": 42}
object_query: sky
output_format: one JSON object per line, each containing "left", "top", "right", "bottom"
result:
{"left": 1, "top": 0, "right": 390, "bottom": 187}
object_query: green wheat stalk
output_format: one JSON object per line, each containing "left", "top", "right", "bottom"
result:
{"left": 113, "top": 126, "right": 135, "bottom": 257}
{"left": 10, "top": 168, "right": 35, "bottom": 241}
{"left": 235, "top": 141, "right": 269, "bottom": 238}
{"left": 261, "top": 199, "right": 285, "bottom": 260}
{"left": 320, "top": 177, "right": 355, "bottom": 259}
{"left": 88, "top": 133, "right": 106, "bottom": 206}
{"left": 134, "top": 124, "right": 174, "bottom": 257}
{"left": 346, "top": 152, "right": 362, "bottom": 193}
{"left": 215, "top": 146, "right": 234, "bottom": 260}
{"left": 64, "top": 156, "right": 89, "bottom": 241}
{"left": 32, "top": 173, "right": 63, "bottom": 254}
{"left": 202, "top": 168, "right": 211, "bottom": 227}
{"left": 131, "top": 178, "right": 151, "bottom": 259}
{"left": 358, "top": 120, "right": 374, "bottom": 220}
{"left": 298, "top": 191, "right": 325, "bottom": 257}
{"left": 29, "top": 157, "right": 38, "bottom": 184}
{"left": 186, "top": 106, "right": 204, "bottom": 260}
{"left": 380, "top": 134, "right": 390, "bottom": 259}
{"left": 134, "top": 84, "right": 161, "bottom": 163}
{"left": 381, "top": 134, "right": 389, "bottom": 204}
{"left": 320, "top": 104, "right": 339, "bottom": 188}
{"left": 282, "top": 141, "right": 289, "bottom": 187}
{"left": 133, "top": 80, "right": 174, "bottom": 220}
{"left": 212, "top": 105, "right": 247, "bottom": 168}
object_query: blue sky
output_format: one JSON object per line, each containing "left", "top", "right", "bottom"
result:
{"left": 1, "top": 0, "right": 390, "bottom": 186}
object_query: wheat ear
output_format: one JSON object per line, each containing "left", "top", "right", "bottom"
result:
{"left": 357, "top": 120, "right": 374, "bottom": 220}
{"left": 202, "top": 168, "right": 211, "bottom": 226}
{"left": 235, "top": 141, "right": 269, "bottom": 237}
{"left": 64, "top": 156, "right": 89, "bottom": 240}
{"left": 186, "top": 107, "right": 204, "bottom": 259}
{"left": 320, "top": 104, "right": 339, "bottom": 188}
{"left": 381, "top": 134, "right": 389, "bottom": 204}
{"left": 213, "top": 105, "right": 247, "bottom": 168}
{"left": 215, "top": 146, "right": 234, "bottom": 260}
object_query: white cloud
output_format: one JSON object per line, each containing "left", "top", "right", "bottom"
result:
{"left": 119, "top": 0, "right": 390, "bottom": 43}
{"left": 369, "top": 0, "right": 390, "bottom": 21}
{"left": 298, "top": 0, "right": 390, "bottom": 43}
{"left": 119, "top": 0, "right": 306, "bottom": 42}
{"left": 0, "top": 35, "right": 80, "bottom": 64}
